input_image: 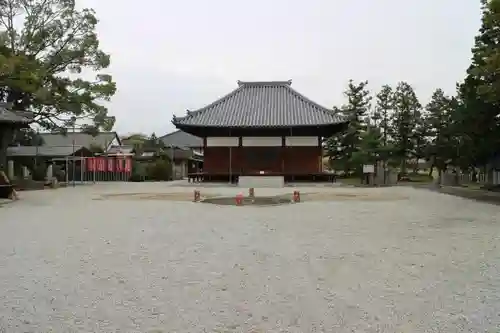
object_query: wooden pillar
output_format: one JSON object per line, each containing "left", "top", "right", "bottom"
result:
{"left": 281, "top": 136, "right": 285, "bottom": 173}
{"left": 228, "top": 131, "right": 232, "bottom": 182}
{"left": 318, "top": 135, "right": 322, "bottom": 173}
{"left": 0, "top": 126, "right": 14, "bottom": 173}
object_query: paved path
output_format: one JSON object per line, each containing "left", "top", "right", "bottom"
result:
{"left": 1, "top": 182, "right": 500, "bottom": 332}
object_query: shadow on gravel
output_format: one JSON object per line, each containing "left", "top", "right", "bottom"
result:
{"left": 430, "top": 186, "right": 500, "bottom": 206}
{"left": 202, "top": 196, "right": 293, "bottom": 206}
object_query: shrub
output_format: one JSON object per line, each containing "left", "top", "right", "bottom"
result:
{"left": 129, "top": 161, "right": 146, "bottom": 182}
{"left": 32, "top": 164, "right": 47, "bottom": 181}
{"left": 52, "top": 165, "right": 66, "bottom": 181}
{"left": 146, "top": 159, "right": 172, "bottom": 181}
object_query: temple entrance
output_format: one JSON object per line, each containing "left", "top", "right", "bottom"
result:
{"left": 242, "top": 147, "right": 281, "bottom": 174}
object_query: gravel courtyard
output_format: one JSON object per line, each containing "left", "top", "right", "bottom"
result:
{"left": 1, "top": 182, "right": 500, "bottom": 332}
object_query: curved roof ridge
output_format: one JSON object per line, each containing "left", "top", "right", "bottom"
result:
{"left": 174, "top": 84, "right": 245, "bottom": 121}
{"left": 237, "top": 80, "right": 292, "bottom": 87}
{"left": 171, "top": 79, "right": 348, "bottom": 128}
{"left": 284, "top": 85, "right": 345, "bottom": 119}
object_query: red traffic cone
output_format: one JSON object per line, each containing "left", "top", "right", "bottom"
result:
{"left": 235, "top": 193, "right": 244, "bottom": 205}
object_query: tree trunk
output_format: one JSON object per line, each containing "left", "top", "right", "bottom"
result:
{"left": 400, "top": 158, "right": 407, "bottom": 176}
{"left": 0, "top": 128, "right": 13, "bottom": 174}
{"left": 437, "top": 168, "right": 443, "bottom": 187}
{"left": 428, "top": 164, "right": 434, "bottom": 178}
{"left": 487, "top": 165, "right": 494, "bottom": 185}
{"left": 413, "top": 163, "right": 419, "bottom": 174}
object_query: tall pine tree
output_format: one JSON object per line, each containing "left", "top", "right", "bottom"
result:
{"left": 326, "top": 80, "right": 371, "bottom": 174}
{"left": 372, "top": 85, "right": 396, "bottom": 166}
{"left": 424, "top": 89, "right": 454, "bottom": 176}
{"left": 454, "top": 0, "right": 500, "bottom": 172}
{"left": 391, "top": 82, "right": 422, "bottom": 174}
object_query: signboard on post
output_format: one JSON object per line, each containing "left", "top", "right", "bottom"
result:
{"left": 363, "top": 164, "right": 375, "bottom": 173}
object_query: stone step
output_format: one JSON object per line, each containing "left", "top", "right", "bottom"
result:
{"left": 238, "top": 176, "right": 285, "bottom": 188}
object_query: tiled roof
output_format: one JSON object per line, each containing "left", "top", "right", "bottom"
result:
{"left": 0, "top": 103, "right": 31, "bottom": 124}
{"left": 6, "top": 145, "right": 86, "bottom": 157}
{"left": 39, "top": 132, "right": 120, "bottom": 149}
{"left": 172, "top": 80, "right": 347, "bottom": 128}
{"left": 159, "top": 130, "right": 203, "bottom": 148}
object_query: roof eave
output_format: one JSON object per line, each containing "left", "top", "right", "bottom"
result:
{"left": 173, "top": 121, "right": 349, "bottom": 129}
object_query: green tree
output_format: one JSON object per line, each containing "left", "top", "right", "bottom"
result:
{"left": 0, "top": 0, "right": 116, "bottom": 131}
{"left": 11, "top": 128, "right": 43, "bottom": 146}
{"left": 145, "top": 132, "right": 163, "bottom": 148}
{"left": 411, "top": 113, "right": 430, "bottom": 173}
{"left": 350, "top": 126, "right": 383, "bottom": 168}
{"left": 372, "top": 85, "right": 393, "bottom": 146}
{"left": 452, "top": 79, "right": 488, "bottom": 168}
{"left": 424, "top": 89, "right": 454, "bottom": 177}
{"left": 89, "top": 143, "right": 104, "bottom": 154}
{"left": 326, "top": 80, "right": 372, "bottom": 174}
{"left": 146, "top": 159, "right": 172, "bottom": 181}
{"left": 453, "top": 0, "right": 500, "bottom": 176}
{"left": 122, "top": 133, "right": 148, "bottom": 155}
{"left": 371, "top": 85, "right": 397, "bottom": 168}
{"left": 469, "top": 0, "right": 500, "bottom": 106}
{"left": 391, "top": 81, "right": 422, "bottom": 174}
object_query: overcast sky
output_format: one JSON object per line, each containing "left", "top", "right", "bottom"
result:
{"left": 82, "top": 0, "right": 481, "bottom": 136}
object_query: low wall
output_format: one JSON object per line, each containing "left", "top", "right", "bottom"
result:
{"left": 438, "top": 186, "right": 500, "bottom": 205}
{"left": 12, "top": 179, "right": 45, "bottom": 191}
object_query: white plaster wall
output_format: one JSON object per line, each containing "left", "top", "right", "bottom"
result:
{"left": 285, "top": 136, "right": 318, "bottom": 146}
{"left": 242, "top": 137, "right": 282, "bottom": 147}
{"left": 206, "top": 137, "right": 239, "bottom": 147}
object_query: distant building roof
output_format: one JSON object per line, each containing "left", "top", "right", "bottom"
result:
{"left": 164, "top": 147, "right": 201, "bottom": 161}
{"left": 0, "top": 103, "right": 32, "bottom": 125}
{"left": 39, "top": 132, "right": 120, "bottom": 148}
{"left": 159, "top": 130, "right": 203, "bottom": 148}
{"left": 172, "top": 80, "right": 347, "bottom": 128}
{"left": 6, "top": 145, "right": 88, "bottom": 157}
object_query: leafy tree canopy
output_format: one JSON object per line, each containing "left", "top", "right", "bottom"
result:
{"left": 0, "top": 0, "right": 116, "bottom": 132}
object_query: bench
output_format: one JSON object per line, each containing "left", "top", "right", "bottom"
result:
{"left": 0, "top": 184, "right": 14, "bottom": 199}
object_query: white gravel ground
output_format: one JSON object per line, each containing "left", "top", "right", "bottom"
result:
{"left": 1, "top": 182, "right": 500, "bottom": 333}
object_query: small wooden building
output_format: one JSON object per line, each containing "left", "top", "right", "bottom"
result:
{"left": 172, "top": 80, "right": 348, "bottom": 184}
{"left": 0, "top": 103, "right": 31, "bottom": 174}
{"left": 159, "top": 130, "right": 204, "bottom": 178}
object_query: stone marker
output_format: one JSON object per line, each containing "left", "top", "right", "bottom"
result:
{"left": 7, "top": 160, "right": 14, "bottom": 180}
{"left": 46, "top": 164, "right": 53, "bottom": 180}
{"left": 22, "top": 166, "right": 29, "bottom": 179}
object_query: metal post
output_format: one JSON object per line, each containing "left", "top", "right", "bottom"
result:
{"left": 229, "top": 146, "right": 232, "bottom": 184}
{"left": 35, "top": 129, "right": 39, "bottom": 170}
{"left": 171, "top": 145, "right": 175, "bottom": 180}
{"left": 229, "top": 130, "right": 233, "bottom": 184}
{"left": 71, "top": 123, "right": 76, "bottom": 187}
{"left": 65, "top": 157, "right": 69, "bottom": 184}
{"left": 80, "top": 155, "right": 84, "bottom": 184}
{"left": 104, "top": 140, "right": 108, "bottom": 182}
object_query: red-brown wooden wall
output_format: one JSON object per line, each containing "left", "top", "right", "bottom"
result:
{"left": 203, "top": 146, "right": 322, "bottom": 174}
